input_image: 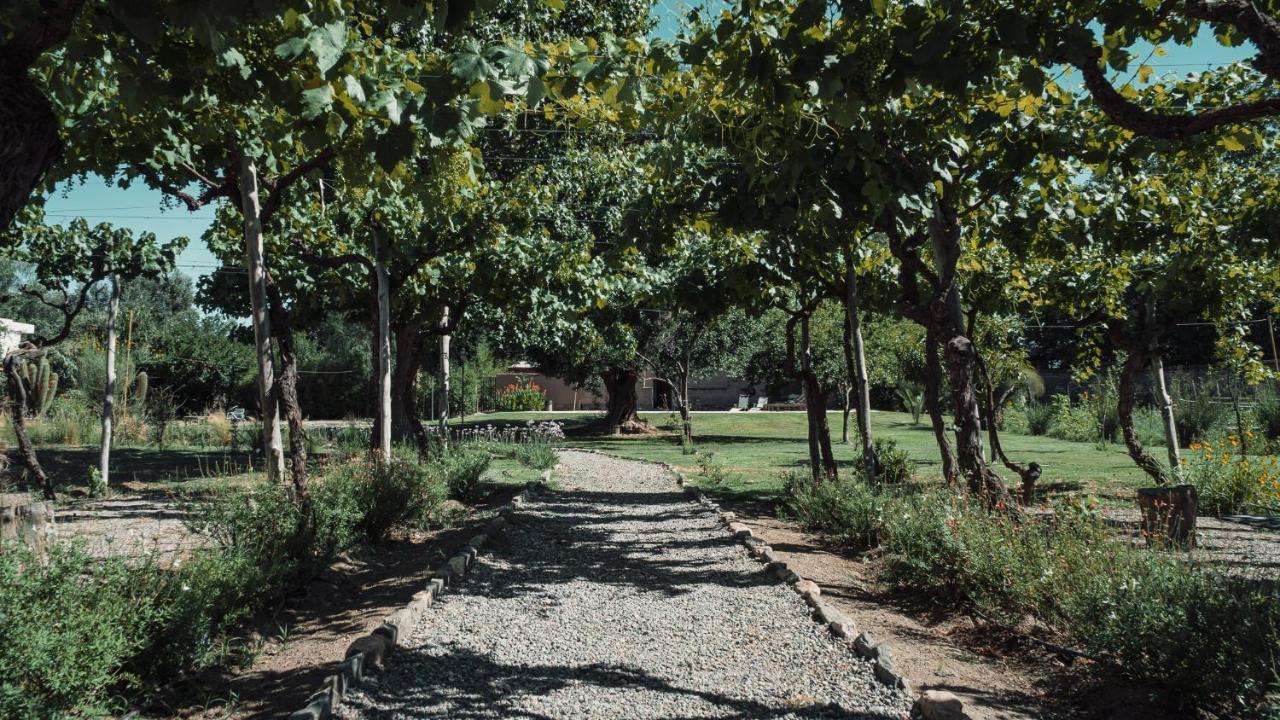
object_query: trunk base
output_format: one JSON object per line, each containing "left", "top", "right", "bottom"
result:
{"left": 1136, "top": 485, "right": 1198, "bottom": 548}
{"left": 0, "top": 494, "right": 54, "bottom": 561}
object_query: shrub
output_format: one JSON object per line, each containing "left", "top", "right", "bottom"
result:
{"left": 871, "top": 438, "right": 913, "bottom": 484}
{"left": 439, "top": 446, "right": 491, "bottom": 503}
{"left": 0, "top": 544, "right": 158, "bottom": 719}
{"left": 514, "top": 442, "right": 557, "bottom": 470}
{"left": 877, "top": 492, "right": 1280, "bottom": 712}
{"left": 495, "top": 378, "right": 547, "bottom": 412}
{"left": 783, "top": 471, "right": 888, "bottom": 549}
{"left": 205, "top": 410, "right": 234, "bottom": 447}
{"left": 1174, "top": 390, "right": 1226, "bottom": 447}
{"left": 694, "top": 450, "right": 728, "bottom": 484}
{"left": 1047, "top": 394, "right": 1097, "bottom": 443}
{"left": 894, "top": 381, "right": 924, "bottom": 425}
{"left": 24, "top": 394, "right": 99, "bottom": 446}
{"left": 1023, "top": 401, "right": 1054, "bottom": 436}
{"left": 1063, "top": 555, "right": 1280, "bottom": 708}
{"left": 1183, "top": 436, "right": 1280, "bottom": 516}
{"left": 1256, "top": 386, "right": 1280, "bottom": 441}
{"left": 318, "top": 453, "right": 446, "bottom": 543}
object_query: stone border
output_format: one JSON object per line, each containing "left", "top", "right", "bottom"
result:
{"left": 288, "top": 469, "right": 553, "bottom": 720}
{"left": 570, "top": 447, "right": 964, "bottom": 718}
{"left": 681, "top": 485, "right": 967, "bottom": 720}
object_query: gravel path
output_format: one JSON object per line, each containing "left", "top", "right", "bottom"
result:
{"left": 338, "top": 450, "right": 911, "bottom": 719}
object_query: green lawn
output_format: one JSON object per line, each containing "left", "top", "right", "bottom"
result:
{"left": 459, "top": 410, "right": 1151, "bottom": 506}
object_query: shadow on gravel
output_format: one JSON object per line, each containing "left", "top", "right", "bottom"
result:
{"left": 458, "top": 489, "right": 779, "bottom": 599}
{"left": 363, "top": 647, "right": 902, "bottom": 719}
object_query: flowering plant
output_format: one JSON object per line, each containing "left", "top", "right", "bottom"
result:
{"left": 496, "top": 377, "right": 547, "bottom": 412}
{"left": 1184, "top": 433, "right": 1280, "bottom": 515}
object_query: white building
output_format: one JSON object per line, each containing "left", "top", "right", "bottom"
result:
{"left": 0, "top": 318, "right": 35, "bottom": 357}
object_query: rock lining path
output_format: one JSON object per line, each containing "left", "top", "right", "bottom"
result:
{"left": 338, "top": 450, "right": 911, "bottom": 719}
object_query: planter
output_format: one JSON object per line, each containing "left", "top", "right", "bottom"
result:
{"left": 0, "top": 493, "right": 54, "bottom": 560}
{"left": 1136, "top": 484, "right": 1198, "bottom": 548}
{"left": 544, "top": 400, "right": 553, "bottom": 412}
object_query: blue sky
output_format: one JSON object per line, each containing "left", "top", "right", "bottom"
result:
{"left": 44, "top": 4, "right": 1254, "bottom": 284}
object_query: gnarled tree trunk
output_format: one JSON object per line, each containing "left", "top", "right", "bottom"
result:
{"left": 1116, "top": 347, "right": 1168, "bottom": 484}
{"left": 923, "top": 328, "right": 958, "bottom": 488}
{"left": 265, "top": 280, "right": 309, "bottom": 501}
{"left": 601, "top": 367, "right": 642, "bottom": 434}
{"left": 390, "top": 319, "right": 428, "bottom": 448}
{"left": 800, "top": 314, "right": 838, "bottom": 479}
{"left": 5, "top": 352, "right": 53, "bottom": 499}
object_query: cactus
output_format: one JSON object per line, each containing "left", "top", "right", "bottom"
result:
{"left": 18, "top": 359, "right": 57, "bottom": 416}
{"left": 43, "top": 372, "right": 58, "bottom": 415}
{"left": 134, "top": 371, "right": 149, "bottom": 412}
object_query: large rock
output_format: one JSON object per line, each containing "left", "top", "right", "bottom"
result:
{"left": 915, "top": 689, "right": 968, "bottom": 720}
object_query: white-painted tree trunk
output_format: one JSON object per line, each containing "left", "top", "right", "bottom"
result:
{"left": 238, "top": 154, "right": 284, "bottom": 483}
{"left": 1152, "top": 353, "right": 1182, "bottom": 479}
{"left": 97, "top": 274, "right": 120, "bottom": 493}
{"left": 375, "top": 233, "right": 392, "bottom": 459}
{"left": 439, "top": 305, "right": 451, "bottom": 436}
{"left": 845, "top": 262, "right": 875, "bottom": 480}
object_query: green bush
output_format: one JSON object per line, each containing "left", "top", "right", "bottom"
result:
{"left": 320, "top": 453, "right": 447, "bottom": 543}
{"left": 495, "top": 378, "right": 547, "bottom": 412}
{"left": 1181, "top": 436, "right": 1280, "bottom": 516}
{"left": 439, "top": 446, "right": 491, "bottom": 503}
{"left": 1174, "top": 391, "right": 1226, "bottom": 447}
{"left": 514, "top": 442, "right": 557, "bottom": 470}
{"left": 877, "top": 492, "right": 1280, "bottom": 712}
{"left": 22, "top": 394, "right": 100, "bottom": 447}
{"left": 1022, "top": 401, "right": 1054, "bottom": 436}
{"left": 1256, "top": 386, "right": 1280, "bottom": 441}
{"left": 1047, "top": 394, "right": 1099, "bottom": 443}
{"left": 1066, "top": 556, "right": 1280, "bottom": 706}
{"left": 0, "top": 544, "right": 158, "bottom": 719}
{"left": 871, "top": 438, "right": 913, "bottom": 484}
{"left": 783, "top": 471, "right": 889, "bottom": 549}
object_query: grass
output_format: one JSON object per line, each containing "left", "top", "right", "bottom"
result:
{"left": 458, "top": 410, "right": 1157, "bottom": 506}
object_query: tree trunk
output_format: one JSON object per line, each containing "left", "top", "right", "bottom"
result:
{"left": 0, "top": 72, "right": 63, "bottom": 232}
{"left": 375, "top": 237, "right": 392, "bottom": 459}
{"left": 264, "top": 280, "right": 309, "bottom": 500}
{"left": 844, "top": 260, "right": 876, "bottom": 478}
{"left": 238, "top": 154, "right": 285, "bottom": 483}
{"left": 5, "top": 353, "right": 53, "bottom": 499}
{"left": 976, "top": 347, "right": 1041, "bottom": 505}
{"left": 928, "top": 203, "right": 1011, "bottom": 507}
{"left": 679, "top": 370, "right": 693, "bottom": 447}
{"left": 601, "top": 367, "right": 642, "bottom": 433}
{"left": 98, "top": 275, "right": 120, "bottom": 494}
{"left": 390, "top": 318, "right": 424, "bottom": 444}
{"left": 841, "top": 382, "right": 852, "bottom": 445}
{"left": 924, "top": 327, "right": 958, "bottom": 488}
{"left": 1152, "top": 353, "right": 1182, "bottom": 477}
{"left": 800, "top": 314, "right": 838, "bottom": 480}
{"left": 1117, "top": 348, "right": 1168, "bottom": 483}
{"left": 0, "top": 493, "right": 54, "bottom": 561}
{"left": 438, "top": 305, "right": 451, "bottom": 439}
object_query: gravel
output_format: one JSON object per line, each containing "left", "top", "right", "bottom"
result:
{"left": 337, "top": 450, "right": 912, "bottom": 719}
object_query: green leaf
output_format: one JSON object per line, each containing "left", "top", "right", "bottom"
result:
{"left": 301, "top": 84, "right": 334, "bottom": 119}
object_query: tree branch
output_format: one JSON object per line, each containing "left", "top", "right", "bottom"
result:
{"left": 260, "top": 147, "right": 335, "bottom": 224}
{"left": 1073, "top": 45, "right": 1280, "bottom": 140}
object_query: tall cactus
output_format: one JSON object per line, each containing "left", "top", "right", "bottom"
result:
{"left": 18, "top": 358, "right": 57, "bottom": 416}
{"left": 43, "top": 372, "right": 58, "bottom": 415}
{"left": 133, "top": 370, "right": 149, "bottom": 413}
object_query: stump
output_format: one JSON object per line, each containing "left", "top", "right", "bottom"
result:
{"left": 0, "top": 493, "right": 54, "bottom": 560}
{"left": 1136, "top": 484, "right": 1197, "bottom": 548}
